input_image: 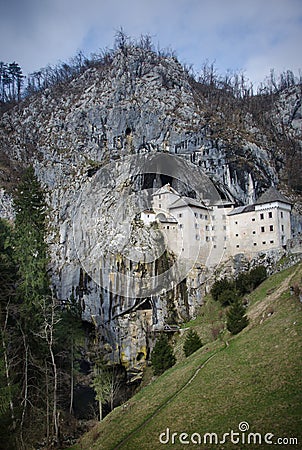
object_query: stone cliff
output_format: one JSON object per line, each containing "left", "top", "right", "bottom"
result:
{"left": 0, "top": 43, "right": 301, "bottom": 376}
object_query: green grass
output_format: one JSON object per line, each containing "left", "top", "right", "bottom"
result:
{"left": 71, "top": 263, "right": 302, "bottom": 450}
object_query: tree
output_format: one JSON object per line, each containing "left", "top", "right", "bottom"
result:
{"left": 91, "top": 361, "right": 111, "bottom": 421}
{"left": 211, "top": 277, "right": 234, "bottom": 302}
{"left": 151, "top": 334, "right": 176, "bottom": 375}
{"left": 226, "top": 299, "right": 249, "bottom": 335}
{"left": 183, "top": 329, "right": 203, "bottom": 357}
{"left": 13, "top": 166, "right": 50, "bottom": 323}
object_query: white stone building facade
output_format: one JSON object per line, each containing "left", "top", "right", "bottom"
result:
{"left": 141, "top": 184, "right": 292, "bottom": 264}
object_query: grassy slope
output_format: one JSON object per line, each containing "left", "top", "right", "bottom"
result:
{"left": 73, "top": 263, "right": 302, "bottom": 449}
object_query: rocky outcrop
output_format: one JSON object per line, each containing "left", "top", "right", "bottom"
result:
{"left": 0, "top": 44, "right": 301, "bottom": 374}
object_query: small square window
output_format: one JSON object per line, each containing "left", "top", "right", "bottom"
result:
{"left": 254, "top": 243, "right": 257, "bottom": 246}
{"left": 235, "top": 233, "right": 239, "bottom": 237}
{"left": 270, "top": 240, "right": 274, "bottom": 244}
{"left": 236, "top": 244, "right": 240, "bottom": 248}
{"left": 262, "top": 241, "right": 266, "bottom": 245}
{"left": 252, "top": 218, "right": 256, "bottom": 222}
{"left": 252, "top": 231, "right": 256, "bottom": 234}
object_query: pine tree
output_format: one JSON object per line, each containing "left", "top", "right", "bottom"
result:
{"left": 13, "top": 166, "right": 50, "bottom": 324}
{"left": 151, "top": 334, "right": 176, "bottom": 375}
{"left": 183, "top": 329, "right": 203, "bottom": 357}
{"left": 226, "top": 299, "right": 249, "bottom": 335}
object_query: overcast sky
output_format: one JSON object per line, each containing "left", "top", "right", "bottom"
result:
{"left": 1, "top": 0, "right": 301, "bottom": 86}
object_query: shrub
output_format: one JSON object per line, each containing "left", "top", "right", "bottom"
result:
{"left": 211, "top": 278, "right": 234, "bottom": 302}
{"left": 226, "top": 298, "right": 249, "bottom": 335}
{"left": 249, "top": 266, "right": 267, "bottom": 289}
{"left": 151, "top": 334, "right": 176, "bottom": 375}
{"left": 217, "top": 288, "right": 238, "bottom": 306}
{"left": 183, "top": 329, "right": 203, "bottom": 357}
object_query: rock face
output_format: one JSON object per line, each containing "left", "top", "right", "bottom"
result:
{"left": 0, "top": 44, "right": 301, "bottom": 374}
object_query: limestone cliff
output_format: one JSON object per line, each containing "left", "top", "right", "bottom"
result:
{"left": 0, "top": 44, "right": 301, "bottom": 375}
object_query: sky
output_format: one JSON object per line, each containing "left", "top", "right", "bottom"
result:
{"left": 1, "top": 0, "right": 301, "bottom": 86}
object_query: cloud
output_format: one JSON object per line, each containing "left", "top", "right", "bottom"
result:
{"left": 0, "top": 0, "right": 301, "bottom": 84}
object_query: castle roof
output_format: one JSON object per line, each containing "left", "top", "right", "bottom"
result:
{"left": 169, "top": 196, "right": 208, "bottom": 210}
{"left": 152, "top": 184, "right": 180, "bottom": 197}
{"left": 255, "top": 186, "right": 291, "bottom": 205}
{"left": 228, "top": 205, "right": 255, "bottom": 216}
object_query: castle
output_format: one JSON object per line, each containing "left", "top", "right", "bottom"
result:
{"left": 141, "top": 184, "right": 292, "bottom": 266}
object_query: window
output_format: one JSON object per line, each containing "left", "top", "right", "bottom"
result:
{"left": 281, "top": 211, "right": 284, "bottom": 218}
{"left": 261, "top": 226, "right": 265, "bottom": 232}
{"left": 235, "top": 233, "right": 239, "bottom": 237}
{"left": 252, "top": 218, "right": 256, "bottom": 222}
{"left": 194, "top": 212, "right": 198, "bottom": 218}
{"left": 223, "top": 225, "right": 227, "bottom": 230}
{"left": 252, "top": 231, "right": 256, "bottom": 234}
{"left": 254, "top": 243, "right": 257, "bottom": 246}
{"left": 212, "top": 226, "right": 215, "bottom": 231}
{"left": 196, "top": 235, "right": 200, "bottom": 240}
{"left": 199, "top": 213, "right": 203, "bottom": 219}
{"left": 260, "top": 213, "right": 264, "bottom": 220}
{"left": 235, "top": 221, "right": 238, "bottom": 225}
{"left": 178, "top": 213, "right": 182, "bottom": 218}
{"left": 205, "top": 225, "right": 209, "bottom": 231}
{"left": 281, "top": 225, "right": 284, "bottom": 232}
{"left": 179, "top": 224, "right": 183, "bottom": 229}
{"left": 262, "top": 241, "right": 266, "bottom": 245}
{"left": 159, "top": 204, "right": 161, "bottom": 208}
{"left": 212, "top": 236, "right": 216, "bottom": 242}
{"left": 269, "top": 225, "right": 274, "bottom": 231}
{"left": 205, "top": 215, "right": 208, "bottom": 220}
{"left": 268, "top": 212, "right": 273, "bottom": 218}
{"left": 167, "top": 226, "right": 169, "bottom": 230}
{"left": 224, "top": 236, "right": 227, "bottom": 241}
{"left": 270, "top": 240, "right": 274, "bottom": 244}
{"left": 236, "top": 245, "right": 240, "bottom": 248}
{"left": 195, "top": 223, "right": 199, "bottom": 229}
{"left": 206, "top": 236, "right": 210, "bottom": 242}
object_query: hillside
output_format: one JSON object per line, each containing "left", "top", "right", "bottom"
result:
{"left": 72, "top": 263, "right": 302, "bottom": 449}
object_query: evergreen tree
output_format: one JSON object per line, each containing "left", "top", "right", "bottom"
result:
{"left": 151, "top": 334, "right": 176, "bottom": 375}
{"left": 226, "top": 299, "right": 249, "bottom": 335}
{"left": 13, "top": 166, "right": 50, "bottom": 325}
{"left": 183, "top": 329, "right": 203, "bottom": 357}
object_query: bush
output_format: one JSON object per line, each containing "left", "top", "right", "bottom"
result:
{"left": 151, "top": 334, "right": 176, "bottom": 375}
{"left": 226, "top": 299, "right": 249, "bottom": 335}
{"left": 249, "top": 266, "right": 267, "bottom": 289}
{"left": 211, "top": 278, "right": 234, "bottom": 302}
{"left": 183, "top": 329, "right": 203, "bottom": 357}
{"left": 217, "top": 288, "right": 238, "bottom": 306}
